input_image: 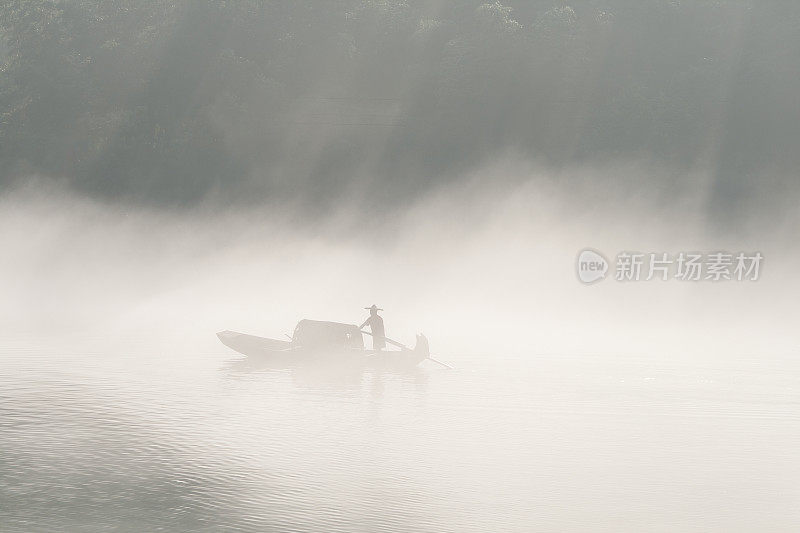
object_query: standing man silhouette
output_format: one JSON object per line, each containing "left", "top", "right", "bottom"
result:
{"left": 360, "top": 305, "right": 386, "bottom": 351}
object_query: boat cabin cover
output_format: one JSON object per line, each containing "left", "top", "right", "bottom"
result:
{"left": 292, "top": 320, "right": 365, "bottom": 350}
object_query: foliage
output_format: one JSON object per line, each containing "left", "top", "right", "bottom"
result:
{"left": 1, "top": 0, "right": 798, "bottom": 206}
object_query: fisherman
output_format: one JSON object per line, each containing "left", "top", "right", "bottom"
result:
{"left": 359, "top": 305, "right": 386, "bottom": 351}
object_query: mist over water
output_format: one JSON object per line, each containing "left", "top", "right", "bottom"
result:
{"left": 3, "top": 159, "right": 800, "bottom": 532}
{"left": 3, "top": 1, "right": 800, "bottom": 531}
{"left": 6, "top": 339, "right": 800, "bottom": 533}
{"left": 2, "top": 158, "right": 797, "bottom": 356}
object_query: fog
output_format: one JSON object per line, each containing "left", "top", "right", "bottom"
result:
{"left": 5, "top": 157, "right": 799, "bottom": 531}
{"left": 3, "top": 2, "right": 800, "bottom": 532}
{"left": 3, "top": 1, "right": 800, "bottom": 214}
{"left": 2, "top": 155, "right": 797, "bottom": 358}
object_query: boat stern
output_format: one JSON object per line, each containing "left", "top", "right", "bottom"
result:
{"left": 413, "top": 333, "right": 430, "bottom": 358}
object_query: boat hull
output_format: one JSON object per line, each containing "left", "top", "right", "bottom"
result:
{"left": 217, "top": 330, "right": 428, "bottom": 369}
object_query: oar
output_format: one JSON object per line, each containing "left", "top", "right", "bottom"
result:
{"left": 422, "top": 355, "right": 454, "bottom": 369}
{"left": 360, "top": 330, "right": 453, "bottom": 369}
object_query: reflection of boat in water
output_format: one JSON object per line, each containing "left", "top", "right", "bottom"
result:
{"left": 217, "top": 319, "right": 430, "bottom": 370}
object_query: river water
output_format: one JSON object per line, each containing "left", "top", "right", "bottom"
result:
{"left": 2, "top": 335, "right": 799, "bottom": 532}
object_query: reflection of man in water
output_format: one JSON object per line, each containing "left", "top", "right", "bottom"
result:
{"left": 360, "top": 305, "right": 386, "bottom": 351}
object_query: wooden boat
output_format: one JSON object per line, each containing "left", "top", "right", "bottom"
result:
{"left": 217, "top": 319, "right": 430, "bottom": 369}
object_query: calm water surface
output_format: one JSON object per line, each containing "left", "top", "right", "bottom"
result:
{"left": 2, "top": 336, "right": 799, "bottom": 532}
